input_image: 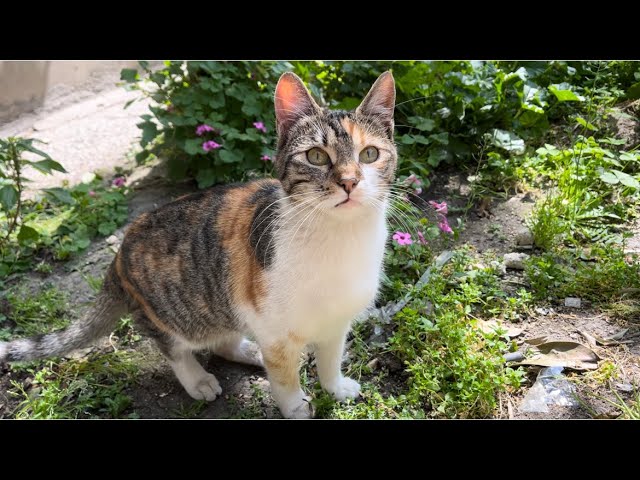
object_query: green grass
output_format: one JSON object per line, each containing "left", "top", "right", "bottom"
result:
{"left": 3, "top": 285, "right": 69, "bottom": 338}
{"left": 9, "top": 350, "right": 138, "bottom": 419}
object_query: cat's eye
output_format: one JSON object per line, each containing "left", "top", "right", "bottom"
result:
{"left": 359, "top": 146, "right": 379, "bottom": 164}
{"left": 307, "top": 147, "right": 330, "bottom": 166}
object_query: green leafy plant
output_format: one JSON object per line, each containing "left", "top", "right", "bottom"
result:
{"left": 121, "top": 61, "right": 292, "bottom": 187}
{"left": 0, "top": 137, "right": 66, "bottom": 273}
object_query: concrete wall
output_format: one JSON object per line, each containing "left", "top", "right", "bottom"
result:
{"left": 0, "top": 61, "right": 139, "bottom": 124}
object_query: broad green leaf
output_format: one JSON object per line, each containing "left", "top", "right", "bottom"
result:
{"left": 599, "top": 171, "right": 619, "bottom": 184}
{"left": 576, "top": 116, "right": 598, "bottom": 131}
{"left": 43, "top": 187, "right": 76, "bottom": 205}
{"left": 17, "top": 224, "right": 39, "bottom": 244}
{"left": 219, "top": 149, "right": 241, "bottom": 164}
{"left": 196, "top": 168, "right": 216, "bottom": 188}
{"left": 486, "top": 129, "right": 525, "bottom": 154}
{"left": 138, "top": 121, "right": 158, "bottom": 147}
{"left": 184, "top": 138, "right": 205, "bottom": 155}
{"left": 408, "top": 117, "right": 435, "bottom": 131}
{"left": 549, "top": 83, "right": 584, "bottom": 102}
{"left": 27, "top": 159, "right": 67, "bottom": 174}
{"left": 612, "top": 170, "right": 640, "bottom": 190}
{"left": 620, "top": 152, "right": 638, "bottom": 161}
{"left": 120, "top": 68, "right": 138, "bottom": 83}
{"left": 75, "top": 237, "right": 91, "bottom": 249}
{"left": 598, "top": 137, "right": 626, "bottom": 146}
{"left": 400, "top": 135, "right": 415, "bottom": 145}
{"left": 98, "top": 221, "right": 117, "bottom": 236}
{"left": 0, "top": 185, "right": 18, "bottom": 211}
{"left": 627, "top": 82, "right": 640, "bottom": 100}
{"left": 429, "top": 132, "right": 449, "bottom": 145}
{"left": 19, "top": 141, "right": 54, "bottom": 160}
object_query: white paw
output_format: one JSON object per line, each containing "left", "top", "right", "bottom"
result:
{"left": 279, "top": 391, "right": 313, "bottom": 419}
{"left": 325, "top": 377, "right": 361, "bottom": 402}
{"left": 184, "top": 373, "right": 222, "bottom": 402}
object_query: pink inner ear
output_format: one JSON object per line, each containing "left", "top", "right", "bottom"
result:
{"left": 275, "top": 77, "right": 300, "bottom": 122}
{"left": 275, "top": 73, "right": 317, "bottom": 132}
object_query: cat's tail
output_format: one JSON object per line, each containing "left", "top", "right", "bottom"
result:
{"left": 0, "top": 264, "right": 127, "bottom": 363}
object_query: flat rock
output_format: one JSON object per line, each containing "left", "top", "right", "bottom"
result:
{"left": 503, "top": 252, "right": 530, "bottom": 270}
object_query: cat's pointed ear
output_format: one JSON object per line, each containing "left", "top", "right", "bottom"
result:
{"left": 356, "top": 71, "right": 396, "bottom": 133}
{"left": 274, "top": 72, "right": 320, "bottom": 135}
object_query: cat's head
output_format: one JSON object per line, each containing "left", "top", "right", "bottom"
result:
{"left": 274, "top": 71, "right": 397, "bottom": 216}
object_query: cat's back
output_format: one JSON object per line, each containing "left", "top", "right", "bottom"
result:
{"left": 114, "top": 178, "right": 284, "bottom": 336}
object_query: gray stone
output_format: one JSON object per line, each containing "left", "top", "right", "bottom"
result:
{"left": 503, "top": 252, "right": 530, "bottom": 270}
{"left": 106, "top": 235, "right": 119, "bottom": 245}
{"left": 564, "top": 297, "right": 581, "bottom": 308}
{"left": 515, "top": 228, "right": 534, "bottom": 247}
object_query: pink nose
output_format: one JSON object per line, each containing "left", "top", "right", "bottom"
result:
{"left": 338, "top": 178, "right": 358, "bottom": 194}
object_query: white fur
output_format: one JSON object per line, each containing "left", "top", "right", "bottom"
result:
{"left": 237, "top": 167, "right": 388, "bottom": 418}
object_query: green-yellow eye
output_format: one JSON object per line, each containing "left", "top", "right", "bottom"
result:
{"left": 359, "top": 146, "right": 379, "bottom": 164}
{"left": 307, "top": 147, "right": 330, "bottom": 166}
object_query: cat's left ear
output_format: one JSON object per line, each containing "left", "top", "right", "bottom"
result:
{"left": 356, "top": 71, "right": 396, "bottom": 135}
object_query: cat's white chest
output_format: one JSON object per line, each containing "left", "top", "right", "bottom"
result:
{"left": 264, "top": 211, "right": 387, "bottom": 342}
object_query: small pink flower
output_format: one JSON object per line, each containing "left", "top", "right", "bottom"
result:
{"left": 202, "top": 140, "right": 222, "bottom": 152}
{"left": 112, "top": 177, "right": 126, "bottom": 188}
{"left": 414, "top": 187, "right": 423, "bottom": 195}
{"left": 88, "top": 190, "right": 96, "bottom": 197}
{"left": 438, "top": 217, "right": 453, "bottom": 234}
{"left": 392, "top": 231, "right": 413, "bottom": 246}
{"left": 196, "top": 124, "right": 214, "bottom": 136}
{"left": 417, "top": 231, "right": 427, "bottom": 245}
{"left": 253, "top": 121, "right": 267, "bottom": 133}
{"left": 429, "top": 200, "right": 448, "bottom": 215}
{"left": 261, "top": 155, "right": 271, "bottom": 162}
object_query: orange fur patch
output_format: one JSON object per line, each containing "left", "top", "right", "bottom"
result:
{"left": 263, "top": 337, "right": 305, "bottom": 387}
{"left": 341, "top": 118, "right": 366, "bottom": 146}
{"left": 217, "top": 181, "right": 273, "bottom": 313}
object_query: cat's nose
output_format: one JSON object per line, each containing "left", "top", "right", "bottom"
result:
{"left": 338, "top": 178, "right": 359, "bottom": 194}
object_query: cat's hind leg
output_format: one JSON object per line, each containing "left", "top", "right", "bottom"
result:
{"left": 146, "top": 328, "right": 222, "bottom": 401}
{"left": 213, "top": 333, "right": 264, "bottom": 367}
{"left": 166, "top": 338, "right": 222, "bottom": 401}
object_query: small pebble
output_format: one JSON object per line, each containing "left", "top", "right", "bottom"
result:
{"left": 106, "top": 235, "right": 119, "bottom": 245}
{"left": 515, "top": 228, "right": 534, "bottom": 247}
{"left": 616, "top": 383, "right": 634, "bottom": 393}
{"left": 564, "top": 297, "right": 581, "bottom": 308}
{"left": 503, "top": 252, "right": 530, "bottom": 270}
{"left": 366, "top": 358, "right": 379, "bottom": 371}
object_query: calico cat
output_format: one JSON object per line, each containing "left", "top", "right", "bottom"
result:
{"left": 0, "top": 71, "right": 397, "bottom": 419}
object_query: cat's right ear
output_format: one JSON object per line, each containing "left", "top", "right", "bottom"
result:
{"left": 274, "top": 72, "right": 320, "bottom": 135}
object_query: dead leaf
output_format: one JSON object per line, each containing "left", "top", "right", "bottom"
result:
{"left": 578, "top": 330, "right": 597, "bottom": 349}
{"left": 477, "top": 319, "right": 523, "bottom": 338}
{"left": 513, "top": 341, "right": 600, "bottom": 371}
{"left": 593, "top": 328, "right": 629, "bottom": 346}
{"left": 525, "top": 335, "right": 551, "bottom": 346}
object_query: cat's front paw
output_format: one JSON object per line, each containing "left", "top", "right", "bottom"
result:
{"left": 279, "top": 391, "right": 313, "bottom": 419}
{"left": 325, "top": 376, "right": 361, "bottom": 401}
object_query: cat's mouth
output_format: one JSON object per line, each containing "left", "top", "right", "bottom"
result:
{"left": 335, "top": 197, "right": 359, "bottom": 208}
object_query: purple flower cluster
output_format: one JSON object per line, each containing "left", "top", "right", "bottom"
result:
{"left": 112, "top": 176, "right": 126, "bottom": 188}
{"left": 253, "top": 121, "right": 267, "bottom": 133}
{"left": 404, "top": 173, "right": 423, "bottom": 194}
{"left": 429, "top": 200, "right": 453, "bottom": 234}
{"left": 196, "top": 124, "right": 214, "bottom": 136}
{"left": 392, "top": 231, "right": 413, "bottom": 246}
{"left": 202, "top": 140, "right": 222, "bottom": 152}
